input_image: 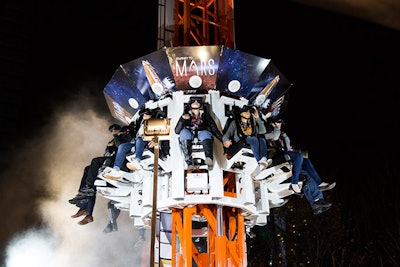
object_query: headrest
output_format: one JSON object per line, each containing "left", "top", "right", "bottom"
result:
{"left": 108, "top": 124, "right": 121, "bottom": 132}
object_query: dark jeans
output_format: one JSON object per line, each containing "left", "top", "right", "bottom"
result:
{"left": 245, "top": 135, "right": 268, "bottom": 162}
{"left": 82, "top": 156, "right": 109, "bottom": 187}
{"left": 77, "top": 196, "right": 96, "bottom": 216}
{"left": 302, "top": 175, "right": 323, "bottom": 207}
{"left": 285, "top": 151, "right": 323, "bottom": 186}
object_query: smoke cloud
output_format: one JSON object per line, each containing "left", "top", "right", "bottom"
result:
{"left": 2, "top": 90, "right": 147, "bottom": 267}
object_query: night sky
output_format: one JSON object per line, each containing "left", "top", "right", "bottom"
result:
{"left": 1, "top": 1, "right": 400, "bottom": 266}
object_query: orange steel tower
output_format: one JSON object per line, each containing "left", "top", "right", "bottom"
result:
{"left": 156, "top": 1, "right": 246, "bottom": 266}
{"left": 157, "top": 0, "right": 235, "bottom": 49}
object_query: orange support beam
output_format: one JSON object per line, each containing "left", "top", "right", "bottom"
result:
{"left": 169, "top": 172, "right": 247, "bottom": 266}
{"left": 172, "top": 0, "right": 235, "bottom": 48}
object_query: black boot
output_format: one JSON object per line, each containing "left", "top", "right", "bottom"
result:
{"left": 202, "top": 139, "right": 214, "bottom": 168}
{"left": 103, "top": 222, "right": 113, "bottom": 233}
{"left": 159, "top": 140, "right": 170, "bottom": 161}
{"left": 110, "top": 202, "right": 120, "bottom": 231}
{"left": 180, "top": 139, "right": 194, "bottom": 170}
{"left": 103, "top": 214, "right": 118, "bottom": 233}
{"left": 68, "top": 193, "right": 88, "bottom": 205}
{"left": 103, "top": 201, "right": 120, "bottom": 233}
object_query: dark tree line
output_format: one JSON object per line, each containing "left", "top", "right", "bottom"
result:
{"left": 247, "top": 162, "right": 400, "bottom": 266}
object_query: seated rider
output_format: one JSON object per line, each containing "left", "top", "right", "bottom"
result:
{"left": 266, "top": 118, "right": 335, "bottom": 215}
{"left": 103, "top": 122, "right": 135, "bottom": 179}
{"left": 223, "top": 105, "right": 271, "bottom": 170}
{"left": 69, "top": 124, "right": 121, "bottom": 225}
{"left": 126, "top": 107, "right": 168, "bottom": 171}
{"left": 174, "top": 96, "right": 223, "bottom": 170}
{"left": 266, "top": 118, "right": 335, "bottom": 193}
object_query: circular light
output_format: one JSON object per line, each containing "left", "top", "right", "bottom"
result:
{"left": 228, "top": 80, "right": 240, "bottom": 92}
{"left": 151, "top": 83, "right": 164, "bottom": 95}
{"left": 128, "top": 98, "right": 139, "bottom": 109}
{"left": 189, "top": 75, "right": 202, "bottom": 88}
{"left": 254, "top": 95, "right": 266, "bottom": 106}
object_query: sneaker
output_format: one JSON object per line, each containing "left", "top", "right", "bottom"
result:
{"left": 313, "top": 199, "right": 332, "bottom": 208}
{"left": 313, "top": 205, "right": 331, "bottom": 215}
{"left": 289, "top": 183, "right": 302, "bottom": 194}
{"left": 258, "top": 157, "right": 267, "bottom": 164}
{"left": 126, "top": 159, "right": 141, "bottom": 171}
{"left": 266, "top": 158, "right": 273, "bottom": 167}
{"left": 258, "top": 157, "right": 272, "bottom": 170}
{"left": 318, "top": 182, "right": 329, "bottom": 187}
{"left": 104, "top": 168, "right": 123, "bottom": 180}
{"left": 68, "top": 194, "right": 88, "bottom": 205}
{"left": 319, "top": 182, "right": 336, "bottom": 192}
